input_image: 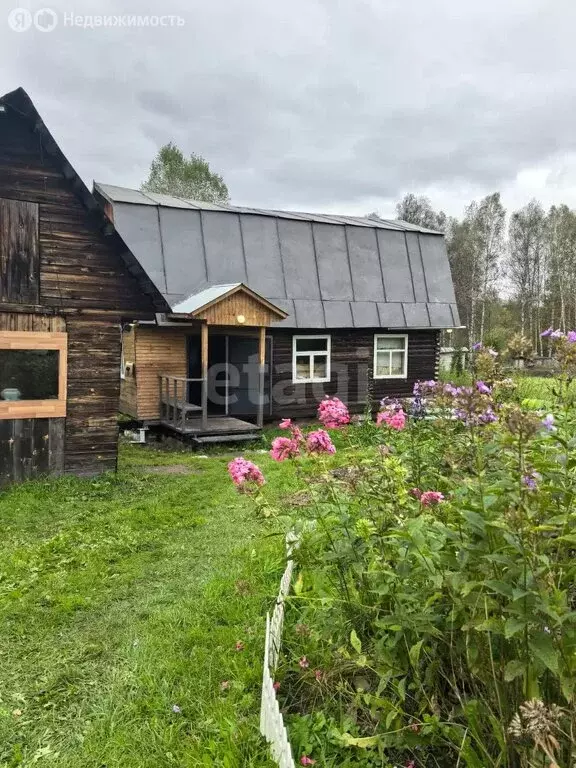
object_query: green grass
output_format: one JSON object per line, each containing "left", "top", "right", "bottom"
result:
{"left": 0, "top": 442, "right": 298, "bottom": 768}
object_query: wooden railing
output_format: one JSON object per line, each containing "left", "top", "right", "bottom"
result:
{"left": 159, "top": 375, "right": 207, "bottom": 432}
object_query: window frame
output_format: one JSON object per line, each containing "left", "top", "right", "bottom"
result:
{"left": 0, "top": 331, "right": 67, "bottom": 419}
{"left": 292, "top": 334, "right": 331, "bottom": 384}
{"left": 373, "top": 334, "right": 408, "bottom": 379}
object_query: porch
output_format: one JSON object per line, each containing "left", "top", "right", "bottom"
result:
{"left": 159, "top": 373, "right": 262, "bottom": 442}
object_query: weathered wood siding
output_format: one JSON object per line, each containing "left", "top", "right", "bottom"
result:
{"left": 134, "top": 327, "right": 189, "bottom": 420}
{"left": 0, "top": 417, "right": 65, "bottom": 487}
{"left": 0, "top": 114, "right": 152, "bottom": 315}
{"left": 269, "top": 329, "right": 440, "bottom": 418}
{"left": 0, "top": 103, "right": 156, "bottom": 482}
{"left": 0, "top": 198, "right": 39, "bottom": 304}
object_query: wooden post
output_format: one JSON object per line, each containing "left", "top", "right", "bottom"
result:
{"left": 201, "top": 323, "right": 208, "bottom": 430}
{"left": 257, "top": 326, "right": 266, "bottom": 428}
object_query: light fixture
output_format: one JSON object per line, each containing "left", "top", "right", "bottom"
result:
{"left": 237, "top": 314, "right": 246, "bottom": 324}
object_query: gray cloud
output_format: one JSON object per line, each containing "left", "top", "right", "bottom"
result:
{"left": 2, "top": 0, "right": 576, "bottom": 216}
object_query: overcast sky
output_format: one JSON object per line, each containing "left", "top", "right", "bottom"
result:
{"left": 2, "top": 0, "right": 576, "bottom": 218}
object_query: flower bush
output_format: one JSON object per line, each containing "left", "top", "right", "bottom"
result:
{"left": 234, "top": 345, "right": 576, "bottom": 767}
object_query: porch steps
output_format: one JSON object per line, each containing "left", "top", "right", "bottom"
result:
{"left": 191, "top": 432, "right": 260, "bottom": 445}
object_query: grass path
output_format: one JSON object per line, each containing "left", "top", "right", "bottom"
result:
{"left": 0, "top": 443, "right": 290, "bottom": 768}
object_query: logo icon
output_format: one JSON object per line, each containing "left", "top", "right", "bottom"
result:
{"left": 34, "top": 8, "right": 57, "bottom": 32}
{"left": 8, "top": 8, "right": 32, "bottom": 31}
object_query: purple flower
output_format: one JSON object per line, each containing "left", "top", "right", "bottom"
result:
{"left": 542, "top": 414, "right": 556, "bottom": 432}
{"left": 478, "top": 408, "right": 497, "bottom": 424}
{"left": 567, "top": 331, "right": 576, "bottom": 343}
{"left": 476, "top": 380, "right": 491, "bottom": 395}
{"left": 550, "top": 329, "right": 564, "bottom": 340}
{"left": 522, "top": 472, "right": 540, "bottom": 490}
{"left": 472, "top": 342, "right": 482, "bottom": 351}
{"left": 540, "top": 327, "right": 553, "bottom": 338}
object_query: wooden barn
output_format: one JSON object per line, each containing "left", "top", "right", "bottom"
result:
{"left": 0, "top": 88, "right": 166, "bottom": 485}
{"left": 94, "top": 184, "right": 461, "bottom": 442}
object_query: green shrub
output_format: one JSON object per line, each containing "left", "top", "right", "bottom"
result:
{"left": 262, "top": 370, "right": 576, "bottom": 766}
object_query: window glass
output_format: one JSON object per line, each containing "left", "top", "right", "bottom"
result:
{"left": 377, "top": 336, "right": 405, "bottom": 351}
{"left": 295, "top": 358, "right": 311, "bottom": 380}
{"left": 295, "top": 337, "right": 328, "bottom": 353}
{"left": 313, "top": 357, "right": 328, "bottom": 379}
{"left": 374, "top": 336, "right": 407, "bottom": 378}
{"left": 0, "top": 349, "right": 59, "bottom": 400}
{"left": 293, "top": 336, "right": 331, "bottom": 382}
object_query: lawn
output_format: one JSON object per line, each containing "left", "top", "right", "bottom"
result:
{"left": 0, "top": 441, "right": 296, "bottom": 768}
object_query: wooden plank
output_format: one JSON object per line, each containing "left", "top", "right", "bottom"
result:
{"left": 257, "top": 326, "right": 265, "bottom": 428}
{"left": 201, "top": 324, "right": 208, "bottom": 430}
{"left": 48, "top": 418, "right": 65, "bottom": 474}
{"left": 0, "top": 198, "right": 39, "bottom": 305}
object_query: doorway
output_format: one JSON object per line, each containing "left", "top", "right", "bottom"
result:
{"left": 187, "top": 333, "right": 272, "bottom": 418}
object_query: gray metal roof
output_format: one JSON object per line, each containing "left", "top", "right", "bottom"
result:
{"left": 171, "top": 284, "right": 241, "bottom": 314}
{"left": 95, "top": 182, "right": 460, "bottom": 329}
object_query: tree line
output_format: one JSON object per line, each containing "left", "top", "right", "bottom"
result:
{"left": 393, "top": 193, "right": 576, "bottom": 354}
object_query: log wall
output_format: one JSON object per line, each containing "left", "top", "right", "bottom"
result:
{"left": 269, "top": 329, "right": 440, "bottom": 418}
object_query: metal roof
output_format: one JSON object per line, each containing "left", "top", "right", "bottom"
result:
{"left": 172, "top": 284, "right": 242, "bottom": 314}
{"left": 95, "top": 182, "right": 460, "bottom": 329}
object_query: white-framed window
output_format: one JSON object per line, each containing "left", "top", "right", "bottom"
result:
{"left": 292, "top": 335, "right": 331, "bottom": 383}
{"left": 373, "top": 334, "right": 408, "bottom": 379}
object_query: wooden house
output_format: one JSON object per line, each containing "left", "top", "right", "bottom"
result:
{"left": 94, "top": 184, "right": 461, "bottom": 442}
{"left": 0, "top": 89, "right": 167, "bottom": 485}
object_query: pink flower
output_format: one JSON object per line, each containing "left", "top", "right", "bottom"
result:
{"left": 227, "top": 457, "right": 265, "bottom": 489}
{"left": 317, "top": 396, "right": 350, "bottom": 429}
{"left": 306, "top": 429, "right": 336, "bottom": 455}
{"left": 298, "top": 656, "right": 310, "bottom": 669}
{"left": 270, "top": 436, "right": 300, "bottom": 462}
{"left": 235, "top": 641, "right": 245, "bottom": 652}
{"left": 279, "top": 418, "right": 292, "bottom": 429}
{"left": 377, "top": 409, "right": 406, "bottom": 430}
{"left": 405, "top": 762, "right": 416, "bottom": 768}
{"left": 273, "top": 681, "right": 281, "bottom": 692}
{"left": 419, "top": 490, "right": 444, "bottom": 507}
{"left": 410, "top": 487, "right": 422, "bottom": 499}
{"left": 314, "top": 669, "right": 323, "bottom": 681}
{"left": 300, "top": 758, "right": 316, "bottom": 766}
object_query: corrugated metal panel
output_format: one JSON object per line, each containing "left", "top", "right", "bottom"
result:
{"left": 98, "top": 184, "right": 443, "bottom": 234}
{"left": 313, "top": 223, "right": 354, "bottom": 301}
{"left": 112, "top": 202, "right": 167, "bottom": 293}
{"left": 406, "top": 232, "right": 428, "bottom": 302}
{"left": 420, "top": 235, "right": 457, "bottom": 303}
{"left": 271, "top": 299, "right": 297, "bottom": 327}
{"left": 378, "top": 302, "right": 406, "bottom": 327}
{"left": 278, "top": 220, "right": 321, "bottom": 300}
{"left": 347, "top": 227, "right": 385, "bottom": 301}
{"left": 323, "top": 301, "right": 353, "bottom": 327}
{"left": 351, "top": 302, "right": 380, "bottom": 327}
{"left": 201, "top": 211, "right": 247, "bottom": 285}
{"left": 377, "top": 230, "right": 415, "bottom": 303}
{"left": 98, "top": 183, "right": 157, "bottom": 205}
{"left": 450, "top": 303, "right": 461, "bottom": 326}
{"left": 241, "top": 215, "right": 286, "bottom": 299}
{"left": 403, "top": 303, "right": 430, "bottom": 327}
{"left": 294, "top": 300, "right": 325, "bottom": 328}
{"left": 428, "top": 303, "right": 454, "bottom": 328}
{"left": 159, "top": 208, "right": 207, "bottom": 296}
